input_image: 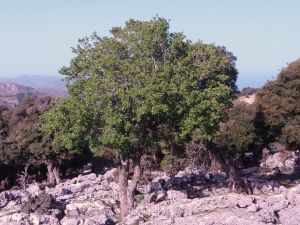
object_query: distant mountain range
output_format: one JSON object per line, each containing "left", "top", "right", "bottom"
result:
{"left": 0, "top": 75, "right": 66, "bottom": 90}
{"left": 0, "top": 82, "right": 68, "bottom": 109}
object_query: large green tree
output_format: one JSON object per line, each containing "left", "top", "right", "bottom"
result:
{"left": 255, "top": 58, "right": 300, "bottom": 149}
{"left": 42, "top": 17, "right": 238, "bottom": 218}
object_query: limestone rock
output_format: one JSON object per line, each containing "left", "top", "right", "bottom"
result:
{"left": 1, "top": 167, "right": 300, "bottom": 225}
{"left": 155, "top": 190, "right": 167, "bottom": 203}
{"left": 167, "top": 190, "right": 188, "bottom": 201}
{"left": 143, "top": 181, "right": 162, "bottom": 194}
{"left": 263, "top": 150, "right": 300, "bottom": 172}
{"left": 103, "top": 168, "right": 118, "bottom": 182}
{"left": 279, "top": 207, "right": 300, "bottom": 225}
{"left": 170, "top": 206, "right": 184, "bottom": 218}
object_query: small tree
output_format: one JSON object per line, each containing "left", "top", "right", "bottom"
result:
{"left": 42, "top": 17, "right": 239, "bottom": 218}
{"left": 0, "top": 96, "right": 68, "bottom": 186}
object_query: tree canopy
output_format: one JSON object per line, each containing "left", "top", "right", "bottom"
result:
{"left": 43, "top": 17, "right": 238, "bottom": 152}
{"left": 42, "top": 16, "right": 238, "bottom": 218}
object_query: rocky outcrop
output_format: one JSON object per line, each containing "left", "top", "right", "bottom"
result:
{"left": 0, "top": 167, "right": 299, "bottom": 225}
{"left": 0, "top": 172, "right": 118, "bottom": 225}
{"left": 122, "top": 183, "right": 300, "bottom": 225}
{"left": 238, "top": 94, "right": 256, "bottom": 104}
{"left": 131, "top": 168, "right": 300, "bottom": 224}
{"left": 260, "top": 150, "right": 300, "bottom": 172}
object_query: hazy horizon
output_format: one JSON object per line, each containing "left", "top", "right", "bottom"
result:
{"left": 0, "top": 73, "right": 275, "bottom": 90}
{"left": 1, "top": 1, "right": 299, "bottom": 90}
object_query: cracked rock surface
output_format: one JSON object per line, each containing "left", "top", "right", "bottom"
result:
{"left": 121, "top": 183, "right": 300, "bottom": 225}
{"left": 0, "top": 167, "right": 300, "bottom": 225}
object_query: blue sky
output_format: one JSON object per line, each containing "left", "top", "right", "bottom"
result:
{"left": 0, "top": 1, "right": 299, "bottom": 89}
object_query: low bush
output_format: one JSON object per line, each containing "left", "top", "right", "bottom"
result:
{"left": 21, "top": 193, "right": 55, "bottom": 215}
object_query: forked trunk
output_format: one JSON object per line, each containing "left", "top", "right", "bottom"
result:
{"left": 21, "top": 162, "right": 34, "bottom": 198}
{"left": 119, "top": 153, "right": 142, "bottom": 220}
{"left": 52, "top": 163, "right": 61, "bottom": 184}
{"left": 127, "top": 153, "right": 142, "bottom": 210}
{"left": 206, "top": 141, "right": 251, "bottom": 194}
{"left": 47, "top": 162, "right": 60, "bottom": 186}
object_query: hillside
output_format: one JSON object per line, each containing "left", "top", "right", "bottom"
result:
{"left": 0, "top": 75, "right": 66, "bottom": 90}
{"left": 0, "top": 82, "right": 67, "bottom": 108}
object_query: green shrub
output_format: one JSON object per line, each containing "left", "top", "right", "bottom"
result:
{"left": 255, "top": 59, "right": 300, "bottom": 150}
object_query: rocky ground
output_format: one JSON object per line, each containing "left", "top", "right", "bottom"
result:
{"left": 0, "top": 150, "right": 299, "bottom": 225}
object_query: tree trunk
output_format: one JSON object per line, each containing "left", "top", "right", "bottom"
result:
{"left": 127, "top": 153, "right": 141, "bottom": 210}
{"left": 119, "top": 154, "right": 129, "bottom": 219}
{"left": 47, "top": 162, "right": 61, "bottom": 186}
{"left": 52, "top": 163, "right": 61, "bottom": 184}
{"left": 206, "top": 141, "right": 251, "bottom": 194}
{"left": 47, "top": 162, "right": 55, "bottom": 186}
{"left": 21, "top": 162, "right": 33, "bottom": 198}
{"left": 119, "top": 152, "right": 142, "bottom": 220}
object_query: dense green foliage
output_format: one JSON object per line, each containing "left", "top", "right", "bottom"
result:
{"left": 0, "top": 96, "right": 95, "bottom": 186}
{"left": 42, "top": 17, "right": 238, "bottom": 158}
{"left": 215, "top": 101, "right": 260, "bottom": 154}
{"left": 0, "top": 96, "right": 55, "bottom": 164}
{"left": 215, "top": 58, "right": 300, "bottom": 155}
{"left": 255, "top": 59, "right": 300, "bottom": 149}
{"left": 0, "top": 105, "right": 9, "bottom": 139}
{"left": 0, "top": 96, "right": 57, "bottom": 186}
